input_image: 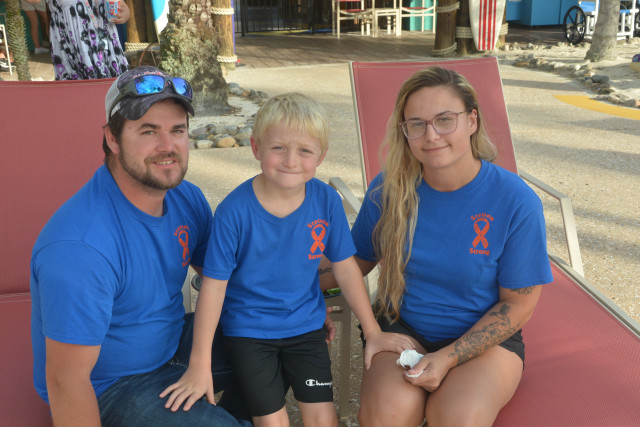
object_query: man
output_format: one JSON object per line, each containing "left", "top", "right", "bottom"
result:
{"left": 30, "top": 66, "right": 251, "bottom": 426}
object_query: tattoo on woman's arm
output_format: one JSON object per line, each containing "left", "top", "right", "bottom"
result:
{"left": 449, "top": 304, "right": 517, "bottom": 365}
{"left": 510, "top": 286, "right": 535, "bottom": 295}
{"left": 318, "top": 267, "right": 333, "bottom": 275}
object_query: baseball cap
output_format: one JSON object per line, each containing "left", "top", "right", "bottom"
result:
{"left": 105, "top": 66, "right": 195, "bottom": 122}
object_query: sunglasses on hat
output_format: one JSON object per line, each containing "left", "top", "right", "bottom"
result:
{"left": 108, "top": 73, "right": 193, "bottom": 119}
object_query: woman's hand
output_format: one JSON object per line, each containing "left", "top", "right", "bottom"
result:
{"left": 110, "top": 0, "right": 130, "bottom": 24}
{"left": 159, "top": 366, "right": 215, "bottom": 412}
{"left": 363, "top": 331, "right": 416, "bottom": 370}
{"left": 402, "top": 350, "right": 456, "bottom": 392}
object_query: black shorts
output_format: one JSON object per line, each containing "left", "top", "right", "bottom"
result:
{"left": 362, "top": 315, "right": 525, "bottom": 365}
{"left": 224, "top": 327, "right": 333, "bottom": 417}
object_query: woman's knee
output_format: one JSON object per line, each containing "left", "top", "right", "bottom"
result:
{"left": 426, "top": 397, "right": 496, "bottom": 427}
{"left": 358, "top": 388, "right": 426, "bottom": 427}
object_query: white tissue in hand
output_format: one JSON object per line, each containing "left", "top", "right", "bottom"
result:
{"left": 396, "top": 349, "right": 425, "bottom": 378}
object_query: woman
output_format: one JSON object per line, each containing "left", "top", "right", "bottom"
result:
{"left": 324, "top": 66, "right": 553, "bottom": 426}
{"left": 47, "top": 0, "right": 129, "bottom": 79}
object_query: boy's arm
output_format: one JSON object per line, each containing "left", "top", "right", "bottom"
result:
{"left": 160, "top": 277, "right": 228, "bottom": 411}
{"left": 331, "top": 257, "right": 415, "bottom": 369}
{"left": 46, "top": 339, "right": 101, "bottom": 426}
{"left": 318, "top": 254, "right": 376, "bottom": 291}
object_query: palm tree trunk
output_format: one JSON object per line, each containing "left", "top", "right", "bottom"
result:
{"left": 5, "top": 0, "right": 31, "bottom": 80}
{"left": 585, "top": 0, "right": 619, "bottom": 61}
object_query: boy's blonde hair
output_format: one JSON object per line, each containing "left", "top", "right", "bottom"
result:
{"left": 372, "top": 66, "right": 497, "bottom": 322}
{"left": 252, "top": 92, "right": 330, "bottom": 155}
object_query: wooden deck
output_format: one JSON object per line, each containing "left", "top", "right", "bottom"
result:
{"left": 233, "top": 25, "right": 564, "bottom": 69}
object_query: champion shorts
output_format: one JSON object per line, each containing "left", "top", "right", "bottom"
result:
{"left": 224, "top": 327, "right": 333, "bottom": 417}
{"left": 362, "top": 314, "right": 525, "bottom": 365}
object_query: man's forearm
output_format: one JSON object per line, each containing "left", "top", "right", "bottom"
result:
{"left": 48, "top": 377, "right": 101, "bottom": 427}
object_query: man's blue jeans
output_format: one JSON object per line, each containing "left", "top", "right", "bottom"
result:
{"left": 98, "top": 313, "right": 251, "bottom": 426}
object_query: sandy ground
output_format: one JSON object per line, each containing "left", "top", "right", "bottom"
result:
{"left": 186, "top": 41, "right": 640, "bottom": 426}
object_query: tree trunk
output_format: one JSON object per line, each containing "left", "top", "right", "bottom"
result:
{"left": 585, "top": 0, "right": 619, "bottom": 61}
{"left": 211, "top": 0, "right": 235, "bottom": 71}
{"left": 160, "top": 0, "right": 230, "bottom": 115}
{"left": 5, "top": 0, "right": 31, "bottom": 80}
{"left": 433, "top": 0, "right": 457, "bottom": 57}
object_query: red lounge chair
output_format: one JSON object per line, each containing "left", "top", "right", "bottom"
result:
{"left": 330, "top": 58, "right": 640, "bottom": 425}
{"left": 0, "top": 79, "right": 113, "bottom": 426}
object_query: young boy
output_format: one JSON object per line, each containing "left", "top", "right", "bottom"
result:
{"left": 161, "top": 92, "right": 412, "bottom": 426}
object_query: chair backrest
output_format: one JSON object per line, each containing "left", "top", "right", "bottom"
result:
{"left": 349, "top": 58, "right": 640, "bottom": 425}
{"left": 0, "top": 78, "right": 112, "bottom": 426}
{"left": 350, "top": 58, "right": 517, "bottom": 190}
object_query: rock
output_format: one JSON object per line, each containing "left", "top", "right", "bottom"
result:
{"left": 191, "top": 126, "right": 209, "bottom": 137}
{"left": 591, "top": 74, "right": 610, "bottom": 84}
{"left": 235, "top": 130, "right": 252, "bottom": 141}
{"left": 195, "top": 140, "right": 214, "bottom": 149}
{"left": 225, "top": 125, "right": 240, "bottom": 136}
{"left": 625, "top": 98, "right": 640, "bottom": 108}
{"left": 229, "top": 87, "right": 244, "bottom": 96}
{"left": 215, "top": 136, "right": 237, "bottom": 148}
{"left": 514, "top": 60, "right": 530, "bottom": 68}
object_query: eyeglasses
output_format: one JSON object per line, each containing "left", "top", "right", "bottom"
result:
{"left": 399, "top": 111, "right": 469, "bottom": 140}
{"left": 108, "top": 74, "right": 193, "bottom": 119}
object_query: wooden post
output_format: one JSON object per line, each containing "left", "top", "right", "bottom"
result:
{"left": 126, "top": 0, "right": 146, "bottom": 43}
{"left": 497, "top": 8, "right": 507, "bottom": 49}
{"left": 456, "top": 0, "right": 477, "bottom": 55}
{"left": 146, "top": 0, "right": 158, "bottom": 43}
{"left": 433, "top": 0, "right": 458, "bottom": 57}
{"left": 211, "top": 0, "right": 236, "bottom": 71}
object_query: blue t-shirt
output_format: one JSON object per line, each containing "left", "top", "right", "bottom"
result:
{"left": 352, "top": 161, "right": 553, "bottom": 341}
{"left": 30, "top": 165, "right": 212, "bottom": 403}
{"left": 203, "top": 177, "right": 355, "bottom": 339}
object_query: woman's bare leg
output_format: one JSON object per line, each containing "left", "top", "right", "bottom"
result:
{"left": 425, "top": 346, "right": 523, "bottom": 427}
{"left": 359, "top": 350, "right": 428, "bottom": 427}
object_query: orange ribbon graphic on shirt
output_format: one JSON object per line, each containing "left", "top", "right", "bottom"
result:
{"left": 178, "top": 229, "right": 190, "bottom": 264}
{"left": 310, "top": 224, "right": 326, "bottom": 253}
{"left": 472, "top": 218, "right": 490, "bottom": 249}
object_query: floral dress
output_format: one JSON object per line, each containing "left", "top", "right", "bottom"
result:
{"left": 47, "top": 0, "right": 128, "bottom": 80}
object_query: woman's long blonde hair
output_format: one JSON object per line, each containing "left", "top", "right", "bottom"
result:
{"left": 372, "top": 66, "right": 497, "bottom": 321}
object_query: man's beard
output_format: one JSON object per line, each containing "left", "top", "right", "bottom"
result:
{"left": 119, "top": 150, "right": 187, "bottom": 191}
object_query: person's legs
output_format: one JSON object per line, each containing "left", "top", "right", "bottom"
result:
{"left": 36, "top": 8, "right": 49, "bottom": 43}
{"left": 279, "top": 328, "right": 337, "bottom": 427}
{"left": 358, "top": 350, "right": 428, "bottom": 427}
{"left": 23, "top": 10, "right": 42, "bottom": 49}
{"left": 98, "top": 313, "right": 251, "bottom": 426}
{"left": 298, "top": 401, "right": 338, "bottom": 427}
{"left": 98, "top": 363, "right": 251, "bottom": 426}
{"left": 425, "top": 345, "right": 523, "bottom": 427}
{"left": 252, "top": 406, "right": 289, "bottom": 427}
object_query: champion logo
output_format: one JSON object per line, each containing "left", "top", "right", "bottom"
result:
{"left": 174, "top": 225, "right": 191, "bottom": 267}
{"left": 469, "top": 213, "right": 493, "bottom": 256}
{"left": 307, "top": 218, "right": 329, "bottom": 260}
{"left": 305, "top": 379, "right": 333, "bottom": 387}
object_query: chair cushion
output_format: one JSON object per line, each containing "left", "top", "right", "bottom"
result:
{"left": 0, "top": 293, "right": 52, "bottom": 426}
